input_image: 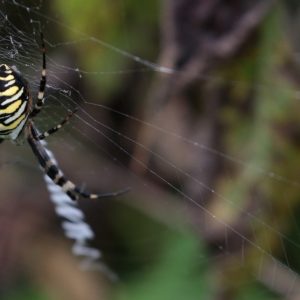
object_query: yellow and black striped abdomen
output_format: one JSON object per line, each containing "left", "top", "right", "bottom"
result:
{"left": 0, "top": 64, "right": 30, "bottom": 140}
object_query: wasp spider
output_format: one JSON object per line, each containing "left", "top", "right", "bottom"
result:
{"left": 0, "top": 33, "right": 127, "bottom": 201}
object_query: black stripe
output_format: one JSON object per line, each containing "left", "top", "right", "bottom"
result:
{"left": 57, "top": 177, "right": 67, "bottom": 186}
{"left": 39, "top": 77, "right": 46, "bottom": 94}
{"left": 0, "top": 129, "right": 13, "bottom": 135}
{"left": 67, "top": 190, "right": 78, "bottom": 201}
{"left": 47, "top": 164, "right": 60, "bottom": 180}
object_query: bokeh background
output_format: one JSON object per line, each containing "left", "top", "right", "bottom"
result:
{"left": 1, "top": 0, "right": 300, "bottom": 299}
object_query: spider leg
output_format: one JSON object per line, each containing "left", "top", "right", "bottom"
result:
{"left": 30, "top": 32, "right": 46, "bottom": 118}
{"left": 36, "top": 108, "right": 78, "bottom": 140}
{"left": 74, "top": 186, "right": 130, "bottom": 199}
{"left": 27, "top": 122, "right": 78, "bottom": 200}
{"left": 26, "top": 121, "right": 128, "bottom": 201}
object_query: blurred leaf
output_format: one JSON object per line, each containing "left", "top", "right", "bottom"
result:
{"left": 115, "top": 231, "right": 212, "bottom": 300}
{"left": 53, "top": 0, "right": 159, "bottom": 97}
{"left": 236, "top": 282, "right": 280, "bottom": 300}
{"left": 4, "top": 283, "right": 50, "bottom": 300}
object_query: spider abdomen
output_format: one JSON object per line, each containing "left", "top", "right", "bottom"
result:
{"left": 0, "top": 64, "right": 30, "bottom": 140}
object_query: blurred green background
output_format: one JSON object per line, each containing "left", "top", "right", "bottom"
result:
{"left": 1, "top": 0, "right": 300, "bottom": 299}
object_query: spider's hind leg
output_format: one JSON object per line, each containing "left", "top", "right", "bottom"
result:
{"left": 74, "top": 186, "right": 130, "bottom": 200}
{"left": 26, "top": 122, "right": 128, "bottom": 201}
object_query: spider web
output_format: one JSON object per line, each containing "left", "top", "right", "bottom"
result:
{"left": 0, "top": 0, "right": 300, "bottom": 299}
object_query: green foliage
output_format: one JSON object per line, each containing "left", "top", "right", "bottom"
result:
{"left": 4, "top": 283, "right": 49, "bottom": 300}
{"left": 53, "top": 0, "right": 159, "bottom": 97}
{"left": 236, "top": 283, "right": 280, "bottom": 300}
{"left": 115, "top": 231, "right": 212, "bottom": 300}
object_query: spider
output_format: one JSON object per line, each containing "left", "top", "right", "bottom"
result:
{"left": 0, "top": 33, "right": 127, "bottom": 201}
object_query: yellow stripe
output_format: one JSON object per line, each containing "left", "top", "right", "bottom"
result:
{"left": 0, "top": 100, "right": 22, "bottom": 115}
{"left": 0, "top": 114, "right": 25, "bottom": 131}
{"left": 0, "top": 75, "right": 14, "bottom": 81}
{"left": 0, "top": 85, "right": 19, "bottom": 97}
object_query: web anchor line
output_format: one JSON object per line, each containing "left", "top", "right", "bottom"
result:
{"left": 41, "top": 139, "right": 118, "bottom": 282}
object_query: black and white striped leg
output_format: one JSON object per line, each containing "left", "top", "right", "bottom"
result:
{"left": 36, "top": 109, "right": 77, "bottom": 140}
{"left": 26, "top": 122, "right": 129, "bottom": 201}
{"left": 30, "top": 32, "right": 46, "bottom": 118}
{"left": 73, "top": 186, "right": 130, "bottom": 199}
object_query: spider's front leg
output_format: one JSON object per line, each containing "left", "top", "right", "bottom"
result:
{"left": 25, "top": 121, "right": 128, "bottom": 201}
{"left": 36, "top": 108, "right": 78, "bottom": 140}
{"left": 30, "top": 32, "right": 46, "bottom": 119}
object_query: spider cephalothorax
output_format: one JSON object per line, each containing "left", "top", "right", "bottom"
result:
{"left": 0, "top": 34, "right": 126, "bottom": 201}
